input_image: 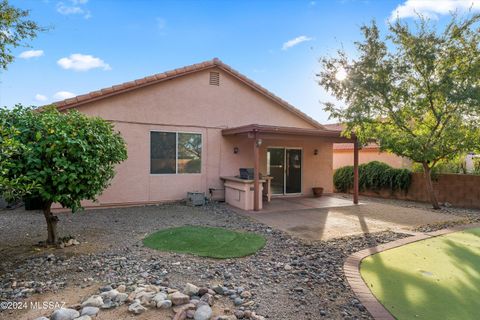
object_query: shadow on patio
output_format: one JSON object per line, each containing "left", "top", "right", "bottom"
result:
{"left": 235, "top": 196, "right": 465, "bottom": 241}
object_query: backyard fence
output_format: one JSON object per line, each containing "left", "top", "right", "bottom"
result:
{"left": 350, "top": 173, "right": 480, "bottom": 209}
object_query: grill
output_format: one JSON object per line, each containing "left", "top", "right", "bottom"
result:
{"left": 239, "top": 168, "right": 254, "bottom": 180}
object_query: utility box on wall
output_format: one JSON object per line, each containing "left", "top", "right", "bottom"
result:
{"left": 187, "top": 192, "right": 206, "bottom": 206}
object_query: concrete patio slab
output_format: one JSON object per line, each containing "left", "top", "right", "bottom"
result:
{"left": 237, "top": 196, "right": 465, "bottom": 240}
{"left": 260, "top": 196, "right": 357, "bottom": 213}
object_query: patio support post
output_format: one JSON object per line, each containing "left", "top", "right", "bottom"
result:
{"left": 253, "top": 130, "right": 260, "bottom": 211}
{"left": 353, "top": 138, "right": 359, "bottom": 204}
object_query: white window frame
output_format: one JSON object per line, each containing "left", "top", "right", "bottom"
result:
{"left": 150, "top": 130, "right": 202, "bottom": 175}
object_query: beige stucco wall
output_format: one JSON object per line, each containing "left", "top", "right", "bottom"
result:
{"left": 333, "top": 149, "right": 412, "bottom": 170}
{"left": 65, "top": 68, "right": 332, "bottom": 207}
{"left": 76, "top": 67, "right": 316, "bottom": 129}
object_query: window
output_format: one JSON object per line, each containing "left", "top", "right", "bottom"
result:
{"left": 150, "top": 132, "right": 176, "bottom": 174}
{"left": 150, "top": 131, "right": 202, "bottom": 174}
{"left": 178, "top": 133, "right": 202, "bottom": 173}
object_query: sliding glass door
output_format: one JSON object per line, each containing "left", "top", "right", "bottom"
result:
{"left": 267, "top": 148, "right": 285, "bottom": 194}
{"left": 267, "top": 148, "right": 302, "bottom": 195}
{"left": 286, "top": 149, "right": 302, "bottom": 194}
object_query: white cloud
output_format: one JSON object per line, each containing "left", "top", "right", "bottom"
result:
{"left": 56, "top": 0, "right": 91, "bottom": 18}
{"left": 57, "top": 3, "right": 83, "bottom": 15}
{"left": 390, "top": 0, "right": 480, "bottom": 20}
{"left": 53, "top": 91, "right": 76, "bottom": 100}
{"left": 35, "top": 94, "right": 48, "bottom": 102}
{"left": 282, "top": 35, "right": 313, "bottom": 50}
{"left": 57, "top": 53, "right": 111, "bottom": 71}
{"left": 19, "top": 50, "right": 44, "bottom": 59}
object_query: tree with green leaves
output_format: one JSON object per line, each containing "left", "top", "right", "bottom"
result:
{"left": 0, "top": 105, "right": 127, "bottom": 244}
{"left": 319, "top": 14, "right": 480, "bottom": 209}
{"left": 0, "top": 0, "right": 46, "bottom": 69}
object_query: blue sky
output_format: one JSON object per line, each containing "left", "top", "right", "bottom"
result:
{"left": 2, "top": 0, "right": 479, "bottom": 123}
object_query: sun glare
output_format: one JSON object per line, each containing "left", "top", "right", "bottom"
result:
{"left": 335, "top": 67, "right": 348, "bottom": 81}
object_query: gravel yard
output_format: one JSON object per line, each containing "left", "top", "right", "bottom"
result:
{"left": 0, "top": 199, "right": 477, "bottom": 319}
{"left": 342, "top": 195, "right": 480, "bottom": 232}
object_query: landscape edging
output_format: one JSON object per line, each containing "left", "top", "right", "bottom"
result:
{"left": 343, "top": 223, "right": 480, "bottom": 320}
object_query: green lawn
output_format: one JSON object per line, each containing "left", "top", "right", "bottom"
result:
{"left": 143, "top": 226, "right": 266, "bottom": 259}
{"left": 360, "top": 228, "right": 480, "bottom": 320}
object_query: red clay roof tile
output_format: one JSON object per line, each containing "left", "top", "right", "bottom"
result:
{"left": 101, "top": 88, "right": 114, "bottom": 94}
{"left": 89, "top": 90, "right": 103, "bottom": 97}
{"left": 65, "top": 98, "right": 77, "bottom": 105}
{"left": 123, "top": 81, "right": 136, "bottom": 89}
{"left": 76, "top": 94, "right": 90, "bottom": 102}
{"left": 134, "top": 78, "right": 147, "bottom": 85}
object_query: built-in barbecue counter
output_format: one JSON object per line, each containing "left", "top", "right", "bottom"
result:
{"left": 220, "top": 176, "right": 272, "bottom": 211}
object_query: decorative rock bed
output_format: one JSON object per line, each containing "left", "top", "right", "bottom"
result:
{"left": 34, "top": 282, "right": 265, "bottom": 320}
{"left": 2, "top": 202, "right": 457, "bottom": 319}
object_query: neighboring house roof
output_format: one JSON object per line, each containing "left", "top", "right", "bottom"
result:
{"left": 333, "top": 143, "right": 379, "bottom": 151}
{"left": 53, "top": 58, "right": 324, "bottom": 129}
{"left": 323, "top": 123, "right": 344, "bottom": 131}
{"left": 324, "top": 123, "right": 379, "bottom": 151}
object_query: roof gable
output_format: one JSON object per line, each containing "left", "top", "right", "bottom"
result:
{"left": 53, "top": 58, "right": 324, "bottom": 129}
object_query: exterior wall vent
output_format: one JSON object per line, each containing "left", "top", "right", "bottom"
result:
{"left": 209, "top": 71, "right": 220, "bottom": 86}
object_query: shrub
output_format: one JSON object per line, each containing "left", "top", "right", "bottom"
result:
{"left": 412, "top": 157, "right": 467, "bottom": 175}
{"left": 0, "top": 105, "right": 127, "bottom": 244}
{"left": 334, "top": 161, "right": 412, "bottom": 193}
{"left": 474, "top": 158, "right": 480, "bottom": 175}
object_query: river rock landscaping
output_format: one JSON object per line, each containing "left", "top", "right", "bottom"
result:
{"left": 35, "top": 281, "right": 265, "bottom": 320}
{"left": 1, "top": 200, "right": 471, "bottom": 319}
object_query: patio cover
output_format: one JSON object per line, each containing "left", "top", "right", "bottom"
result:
{"left": 222, "top": 124, "right": 360, "bottom": 210}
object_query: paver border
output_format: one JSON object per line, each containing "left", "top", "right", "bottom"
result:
{"left": 344, "top": 222, "right": 480, "bottom": 320}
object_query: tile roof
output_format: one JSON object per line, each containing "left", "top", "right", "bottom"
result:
{"left": 323, "top": 123, "right": 344, "bottom": 131}
{"left": 324, "top": 123, "right": 379, "bottom": 150}
{"left": 53, "top": 58, "right": 324, "bottom": 129}
{"left": 333, "top": 143, "right": 379, "bottom": 150}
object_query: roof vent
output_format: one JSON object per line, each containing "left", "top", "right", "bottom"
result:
{"left": 209, "top": 71, "right": 220, "bottom": 86}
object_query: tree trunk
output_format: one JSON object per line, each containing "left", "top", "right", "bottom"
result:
{"left": 42, "top": 201, "right": 59, "bottom": 245}
{"left": 422, "top": 163, "right": 440, "bottom": 210}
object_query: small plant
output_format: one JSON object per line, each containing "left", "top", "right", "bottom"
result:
{"left": 334, "top": 161, "right": 411, "bottom": 193}
{"left": 474, "top": 158, "right": 480, "bottom": 175}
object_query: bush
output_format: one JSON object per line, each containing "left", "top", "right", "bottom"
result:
{"left": 412, "top": 158, "right": 467, "bottom": 175}
{"left": 474, "top": 158, "right": 480, "bottom": 175}
{"left": 411, "top": 155, "right": 480, "bottom": 176}
{"left": 334, "top": 161, "right": 412, "bottom": 193}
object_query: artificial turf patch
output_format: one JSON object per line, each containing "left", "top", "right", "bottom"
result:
{"left": 143, "top": 226, "right": 266, "bottom": 259}
{"left": 360, "top": 227, "right": 480, "bottom": 320}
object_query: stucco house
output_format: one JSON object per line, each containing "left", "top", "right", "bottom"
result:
{"left": 53, "top": 58, "right": 359, "bottom": 211}
{"left": 324, "top": 123, "right": 412, "bottom": 170}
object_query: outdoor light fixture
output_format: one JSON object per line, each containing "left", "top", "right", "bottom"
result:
{"left": 233, "top": 147, "right": 239, "bottom": 154}
{"left": 314, "top": 149, "right": 319, "bottom": 155}
{"left": 256, "top": 139, "right": 263, "bottom": 147}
